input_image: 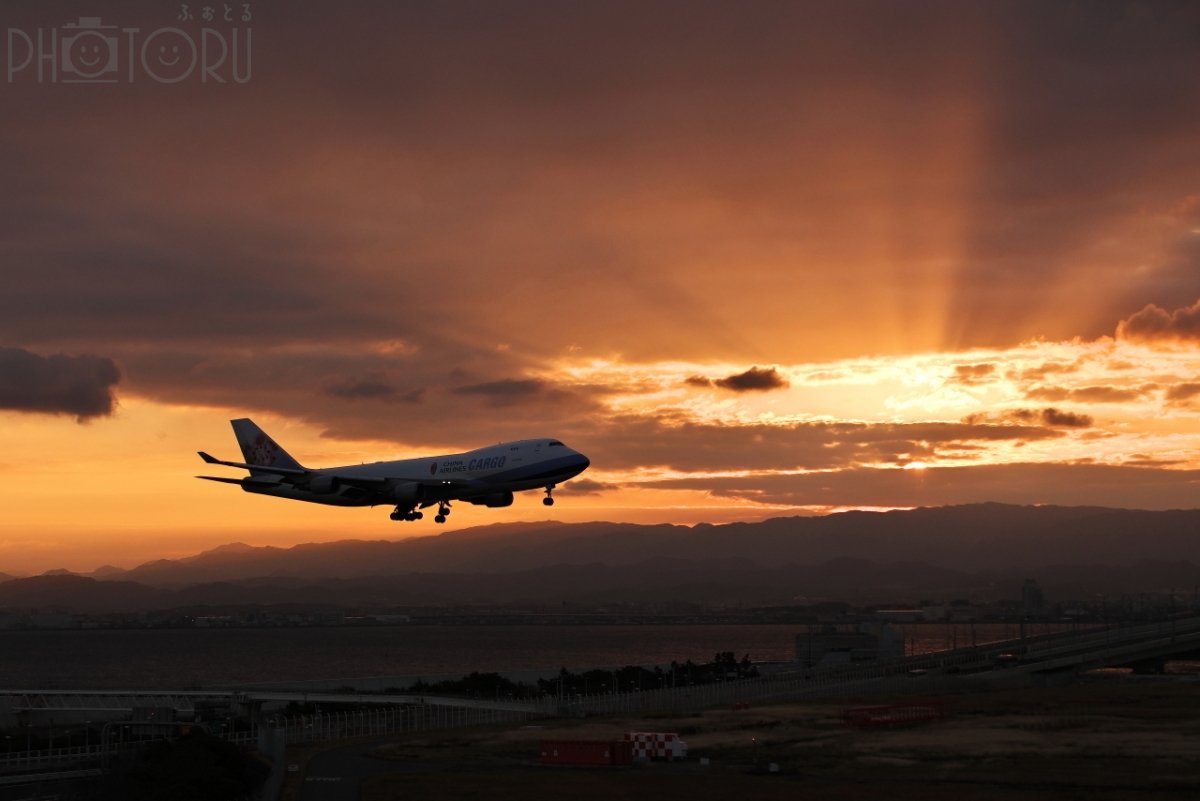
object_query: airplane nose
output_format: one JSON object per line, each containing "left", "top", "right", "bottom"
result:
{"left": 576, "top": 454, "right": 590, "bottom": 471}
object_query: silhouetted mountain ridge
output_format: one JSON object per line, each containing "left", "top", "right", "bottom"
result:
{"left": 3, "top": 505, "right": 1198, "bottom": 612}
{"left": 101, "top": 504, "right": 1200, "bottom": 587}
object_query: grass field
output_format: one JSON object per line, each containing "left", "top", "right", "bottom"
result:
{"left": 289, "top": 680, "right": 1200, "bottom": 800}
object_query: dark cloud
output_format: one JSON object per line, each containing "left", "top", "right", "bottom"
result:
{"left": 325, "top": 375, "right": 424, "bottom": 404}
{"left": 966, "top": 408, "right": 1093, "bottom": 429}
{"left": 112, "top": 342, "right": 606, "bottom": 448}
{"left": 0, "top": 347, "right": 120, "bottom": 421}
{"left": 713, "top": 367, "right": 789, "bottom": 392}
{"left": 952, "top": 363, "right": 996, "bottom": 385}
{"left": 554, "top": 478, "right": 618, "bottom": 496}
{"left": 1038, "top": 408, "right": 1094, "bottom": 428}
{"left": 685, "top": 375, "right": 714, "bottom": 388}
{"left": 1011, "top": 361, "right": 1080, "bottom": 382}
{"left": 453, "top": 379, "right": 552, "bottom": 404}
{"left": 1027, "top": 385, "right": 1151, "bottom": 404}
{"left": 1166, "top": 383, "right": 1200, "bottom": 403}
{"left": 1117, "top": 298, "right": 1200, "bottom": 345}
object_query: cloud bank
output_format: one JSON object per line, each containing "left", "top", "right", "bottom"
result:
{"left": 0, "top": 348, "right": 120, "bottom": 421}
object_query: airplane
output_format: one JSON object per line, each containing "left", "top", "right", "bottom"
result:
{"left": 196, "top": 418, "right": 590, "bottom": 523}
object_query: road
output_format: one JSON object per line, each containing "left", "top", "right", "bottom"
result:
{"left": 300, "top": 743, "right": 414, "bottom": 801}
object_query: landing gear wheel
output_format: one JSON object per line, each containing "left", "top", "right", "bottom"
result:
{"left": 414, "top": 511, "right": 424, "bottom": 520}
{"left": 435, "top": 514, "right": 446, "bottom": 524}
{"left": 543, "top": 497, "right": 555, "bottom": 507}
{"left": 392, "top": 506, "right": 420, "bottom": 522}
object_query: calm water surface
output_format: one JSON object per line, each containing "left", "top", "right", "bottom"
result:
{"left": 0, "top": 623, "right": 1062, "bottom": 690}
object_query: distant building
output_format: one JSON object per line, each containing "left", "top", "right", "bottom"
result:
{"left": 796, "top": 622, "right": 904, "bottom": 667}
{"left": 874, "top": 608, "right": 925, "bottom": 623}
{"left": 1022, "top": 579, "right": 1044, "bottom": 614}
{"left": 132, "top": 706, "right": 177, "bottom": 737}
{"left": 27, "top": 612, "right": 78, "bottom": 629}
{"left": 921, "top": 604, "right": 986, "bottom": 622}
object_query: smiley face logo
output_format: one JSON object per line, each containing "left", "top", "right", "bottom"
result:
{"left": 157, "top": 43, "right": 182, "bottom": 67}
{"left": 64, "top": 30, "right": 116, "bottom": 79}
{"left": 141, "top": 28, "right": 196, "bottom": 83}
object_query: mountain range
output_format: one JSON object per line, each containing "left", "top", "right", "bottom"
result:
{"left": 2, "top": 504, "right": 1199, "bottom": 611}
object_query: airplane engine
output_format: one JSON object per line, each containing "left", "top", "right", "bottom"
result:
{"left": 392, "top": 482, "right": 425, "bottom": 503}
{"left": 308, "top": 475, "right": 339, "bottom": 494}
{"left": 467, "top": 491, "right": 514, "bottom": 508}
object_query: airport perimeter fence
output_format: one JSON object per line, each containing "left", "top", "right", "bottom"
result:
{"left": 273, "top": 702, "right": 543, "bottom": 746}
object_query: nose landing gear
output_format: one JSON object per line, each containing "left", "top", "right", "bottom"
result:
{"left": 543, "top": 485, "right": 555, "bottom": 507}
{"left": 434, "top": 501, "right": 452, "bottom": 524}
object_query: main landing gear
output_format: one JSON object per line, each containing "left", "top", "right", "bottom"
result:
{"left": 543, "top": 485, "right": 555, "bottom": 507}
{"left": 390, "top": 502, "right": 452, "bottom": 523}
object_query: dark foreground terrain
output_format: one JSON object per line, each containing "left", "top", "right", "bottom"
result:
{"left": 281, "top": 681, "right": 1200, "bottom": 801}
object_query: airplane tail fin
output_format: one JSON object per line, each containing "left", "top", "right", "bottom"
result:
{"left": 230, "top": 418, "right": 304, "bottom": 474}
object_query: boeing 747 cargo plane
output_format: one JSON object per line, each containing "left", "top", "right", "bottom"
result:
{"left": 197, "top": 418, "right": 590, "bottom": 523}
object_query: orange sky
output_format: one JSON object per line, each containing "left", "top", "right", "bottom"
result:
{"left": 2, "top": 1, "right": 1200, "bottom": 574}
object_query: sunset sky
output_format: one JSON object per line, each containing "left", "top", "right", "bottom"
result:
{"left": 2, "top": 1, "right": 1200, "bottom": 574}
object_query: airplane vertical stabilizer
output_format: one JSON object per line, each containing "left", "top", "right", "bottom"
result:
{"left": 230, "top": 418, "right": 304, "bottom": 474}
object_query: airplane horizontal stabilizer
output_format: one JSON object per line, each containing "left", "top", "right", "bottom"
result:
{"left": 195, "top": 475, "right": 244, "bottom": 485}
{"left": 195, "top": 451, "right": 308, "bottom": 476}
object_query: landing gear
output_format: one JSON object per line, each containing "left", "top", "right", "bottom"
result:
{"left": 434, "top": 501, "right": 451, "bottom": 524}
{"left": 390, "top": 507, "right": 424, "bottom": 522}
{"left": 543, "top": 485, "right": 555, "bottom": 507}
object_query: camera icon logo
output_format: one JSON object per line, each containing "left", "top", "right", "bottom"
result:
{"left": 60, "top": 17, "right": 119, "bottom": 82}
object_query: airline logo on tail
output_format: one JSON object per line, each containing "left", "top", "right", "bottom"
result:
{"left": 250, "top": 435, "right": 279, "bottom": 466}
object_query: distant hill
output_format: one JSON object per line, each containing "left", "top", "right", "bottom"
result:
{"left": 0, "top": 556, "right": 1198, "bottom": 613}
{"left": 1, "top": 505, "right": 1197, "bottom": 613}
{"left": 104, "top": 504, "right": 1200, "bottom": 587}
{"left": 0, "top": 575, "right": 168, "bottom": 613}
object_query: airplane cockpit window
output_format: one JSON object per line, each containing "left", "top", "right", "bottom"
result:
{"left": 548, "top": 441, "right": 564, "bottom": 447}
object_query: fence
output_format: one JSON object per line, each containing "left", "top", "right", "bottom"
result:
{"left": 272, "top": 703, "right": 542, "bottom": 745}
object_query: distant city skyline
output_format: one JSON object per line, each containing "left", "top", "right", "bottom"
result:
{"left": 2, "top": 1, "right": 1199, "bottom": 573}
